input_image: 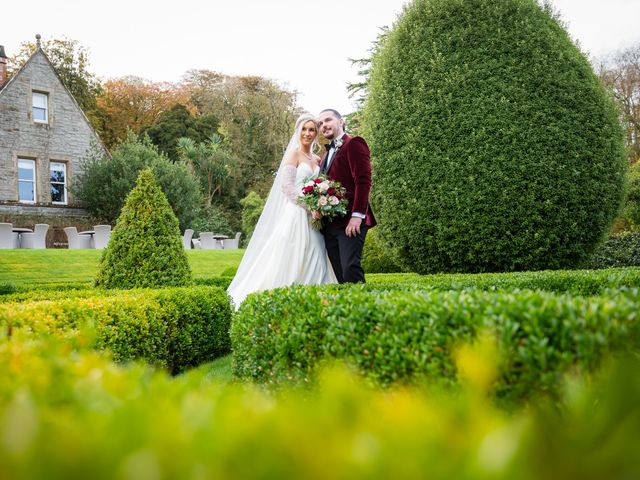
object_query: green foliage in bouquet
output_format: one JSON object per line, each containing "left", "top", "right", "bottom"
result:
{"left": 95, "top": 168, "right": 191, "bottom": 289}
{"left": 363, "top": 0, "right": 627, "bottom": 273}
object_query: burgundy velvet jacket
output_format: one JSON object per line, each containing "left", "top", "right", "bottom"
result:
{"left": 324, "top": 134, "right": 376, "bottom": 229}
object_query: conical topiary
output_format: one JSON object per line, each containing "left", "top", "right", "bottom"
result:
{"left": 364, "top": 0, "right": 627, "bottom": 274}
{"left": 95, "top": 167, "right": 191, "bottom": 288}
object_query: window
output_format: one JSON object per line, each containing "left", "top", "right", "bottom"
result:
{"left": 50, "top": 162, "right": 67, "bottom": 204}
{"left": 18, "top": 159, "right": 36, "bottom": 203}
{"left": 32, "top": 92, "right": 48, "bottom": 123}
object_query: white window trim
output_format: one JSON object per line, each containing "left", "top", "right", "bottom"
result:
{"left": 50, "top": 161, "right": 68, "bottom": 205}
{"left": 32, "top": 91, "right": 49, "bottom": 124}
{"left": 18, "top": 158, "right": 37, "bottom": 204}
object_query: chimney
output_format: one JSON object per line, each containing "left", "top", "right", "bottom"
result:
{"left": 0, "top": 45, "right": 7, "bottom": 84}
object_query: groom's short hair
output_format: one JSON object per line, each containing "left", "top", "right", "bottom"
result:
{"left": 320, "top": 108, "right": 342, "bottom": 120}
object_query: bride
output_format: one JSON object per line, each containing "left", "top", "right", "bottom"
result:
{"left": 227, "top": 113, "right": 337, "bottom": 308}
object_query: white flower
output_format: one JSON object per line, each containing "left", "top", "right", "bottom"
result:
{"left": 329, "top": 196, "right": 340, "bottom": 205}
{"left": 335, "top": 138, "right": 344, "bottom": 149}
{"left": 318, "top": 197, "right": 328, "bottom": 206}
{"left": 318, "top": 181, "right": 330, "bottom": 192}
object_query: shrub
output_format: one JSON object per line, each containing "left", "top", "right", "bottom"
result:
{"left": 366, "top": 266, "right": 640, "bottom": 296}
{"left": 361, "top": 227, "right": 404, "bottom": 273}
{"left": 2, "top": 339, "right": 640, "bottom": 479}
{"left": 73, "top": 132, "right": 203, "bottom": 230}
{"left": 95, "top": 168, "right": 191, "bottom": 289}
{"left": 584, "top": 232, "right": 640, "bottom": 269}
{"left": 622, "top": 161, "right": 640, "bottom": 229}
{"left": 0, "top": 286, "right": 231, "bottom": 373}
{"left": 240, "top": 191, "right": 264, "bottom": 243}
{"left": 191, "top": 206, "right": 233, "bottom": 238}
{"left": 363, "top": 0, "right": 627, "bottom": 274}
{"left": 231, "top": 285, "right": 640, "bottom": 403}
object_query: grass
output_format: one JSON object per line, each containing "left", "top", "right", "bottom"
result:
{"left": 0, "top": 249, "right": 245, "bottom": 286}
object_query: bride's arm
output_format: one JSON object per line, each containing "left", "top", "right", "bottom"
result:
{"left": 281, "top": 155, "right": 302, "bottom": 206}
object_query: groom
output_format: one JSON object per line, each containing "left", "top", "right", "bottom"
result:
{"left": 318, "top": 109, "right": 376, "bottom": 283}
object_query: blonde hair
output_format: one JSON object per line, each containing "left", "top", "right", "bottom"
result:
{"left": 294, "top": 113, "right": 319, "bottom": 153}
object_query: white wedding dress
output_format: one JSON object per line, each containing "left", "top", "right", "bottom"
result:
{"left": 227, "top": 162, "right": 337, "bottom": 308}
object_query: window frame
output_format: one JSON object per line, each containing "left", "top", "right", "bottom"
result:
{"left": 18, "top": 158, "right": 37, "bottom": 204}
{"left": 32, "top": 91, "right": 49, "bottom": 124}
{"left": 50, "top": 161, "right": 68, "bottom": 205}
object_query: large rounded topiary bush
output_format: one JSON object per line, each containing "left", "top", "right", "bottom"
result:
{"left": 95, "top": 168, "right": 191, "bottom": 289}
{"left": 364, "top": 0, "right": 627, "bottom": 273}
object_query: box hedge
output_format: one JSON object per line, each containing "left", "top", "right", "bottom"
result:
{"left": 0, "top": 286, "right": 231, "bottom": 373}
{"left": 231, "top": 285, "right": 639, "bottom": 403}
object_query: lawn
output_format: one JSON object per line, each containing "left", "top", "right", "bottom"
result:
{"left": 0, "top": 249, "right": 245, "bottom": 286}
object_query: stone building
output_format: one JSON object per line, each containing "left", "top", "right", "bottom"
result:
{"left": 0, "top": 36, "right": 106, "bottom": 246}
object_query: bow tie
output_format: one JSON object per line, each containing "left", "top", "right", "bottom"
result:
{"left": 325, "top": 141, "right": 335, "bottom": 151}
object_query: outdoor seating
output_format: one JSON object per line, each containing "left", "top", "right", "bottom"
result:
{"left": 183, "top": 229, "right": 194, "bottom": 249}
{"left": 192, "top": 238, "right": 202, "bottom": 249}
{"left": 199, "top": 232, "right": 222, "bottom": 250}
{"left": 0, "top": 223, "right": 20, "bottom": 249}
{"left": 19, "top": 223, "right": 49, "bottom": 249}
{"left": 93, "top": 225, "right": 112, "bottom": 249}
{"left": 222, "top": 232, "right": 242, "bottom": 250}
{"left": 64, "top": 227, "right": 93, "bottom": 249}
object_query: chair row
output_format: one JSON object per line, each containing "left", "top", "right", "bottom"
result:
{"left": 64, "top": 226, "right": 112, "bottom": 249}
{"left": 183, "top": 230, "right": 242, "bottom": 250}
{"left": 0, "top": 223, "right": 49, "bottom": 249}
{"left": 0, "top": 223, "right": 112, "bottom": 249}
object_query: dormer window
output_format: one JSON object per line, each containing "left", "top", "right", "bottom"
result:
{"left": 32, "top": 91, "right": 48, "bottom": 123}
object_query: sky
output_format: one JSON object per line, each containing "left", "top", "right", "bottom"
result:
{"left": 3, "top": 0, "right": 640, "bottom": 116}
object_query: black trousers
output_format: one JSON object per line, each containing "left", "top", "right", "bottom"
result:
{"left": 323, "top": 222, "right": 368, "bottom": 284}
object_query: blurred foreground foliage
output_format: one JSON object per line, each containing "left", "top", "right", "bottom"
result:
{"left": 0, "top": 337, "right": 638, "bottom": 479}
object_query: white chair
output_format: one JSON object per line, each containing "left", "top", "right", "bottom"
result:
{"left": 222, "top": 232, "right": 242, "bottom": 250}
{"left": 0, "top": 223, "right": 19, "bottom": 249}
{"left": 64, "top": 227, "right": 92, "bottom": 249}
{"left": 93, "top": 225, "right": 112, "bottom": 249}
{"left": 183, "top": 229, "right": 194, "bottom": 249}
{"left": 192, "top": 238, "right": 202, "bottom": 249}
{"left": 20, "top": 223, "right": 49, "bottom": 249}
{"left": 199, "top": 232, "right": 221, "bottom": 250}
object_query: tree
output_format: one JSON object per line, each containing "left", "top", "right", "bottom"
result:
{"left": 363, "top": 0, "right": 627, "bottom": 273}
{"left": 598, "top": 43, "right": 640, "bottom": 165}
{"left": 240, "top": 191, "right": 265, "bottom": 242}
{"left": 73, "top": 133, "right": 203, "bottom": 230}
{"left": 94, "top": 77, "right": 191, "bottom": 150}
{"left": 177, "top": 135, "right": 236, "bottom": 208}
{"left": 181, "top": 71, "right": 301, "bottom": 196}
{"left": 95, "top": 168, "right": 191, "bottom": 289}
{"left": 8, "top": 36, "right": 103, "bottom": 129}
{"left": 141, "top": 104, "right": 219, "bottom": 161}
{"left": 622, "top": 162, "right": 640, "bottom": 230}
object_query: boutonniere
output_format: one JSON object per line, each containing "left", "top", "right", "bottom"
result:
{"left": 334, "top": 138, "right": 344, "bottom": 149}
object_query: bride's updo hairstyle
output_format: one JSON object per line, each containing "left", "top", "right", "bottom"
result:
{"left": 293, "top": 113, "right": 320, "bottom": 153}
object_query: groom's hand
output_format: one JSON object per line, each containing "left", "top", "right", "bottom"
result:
{"left": 346, "top": 217, "right": 363, "bottom": 237}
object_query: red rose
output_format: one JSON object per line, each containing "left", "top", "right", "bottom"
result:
{"left": 314, "top": 178, "right": 323, "bottom": 184}
{"left": 327, "top": 187, "right": 336, "bottom": 196}
{"left": 302, "top": 186, "right": 314, "bottom": 194}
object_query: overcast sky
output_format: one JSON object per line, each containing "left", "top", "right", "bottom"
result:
{"left": 3, "top": 0, "right": 640, "bottom": 115}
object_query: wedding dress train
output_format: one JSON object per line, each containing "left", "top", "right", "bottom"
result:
{"left": 227, "top": 162, "right": 337, "bottom": 308}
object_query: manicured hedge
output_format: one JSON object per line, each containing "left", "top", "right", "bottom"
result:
{"left": 0, "top": 286, "right": 231, "bottom": 373}
{"left": 364, "top": 0, "right": 626, "bottom": 273}
{"left": 231, "top": 285, "right": 639, "bottom": 403}
{"left": 367, "top": 267, "right": 640, "bottom": 295}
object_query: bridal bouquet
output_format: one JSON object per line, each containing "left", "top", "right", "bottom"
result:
{"left": 299, "top": 174, "right": 348, "bottom": 230}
